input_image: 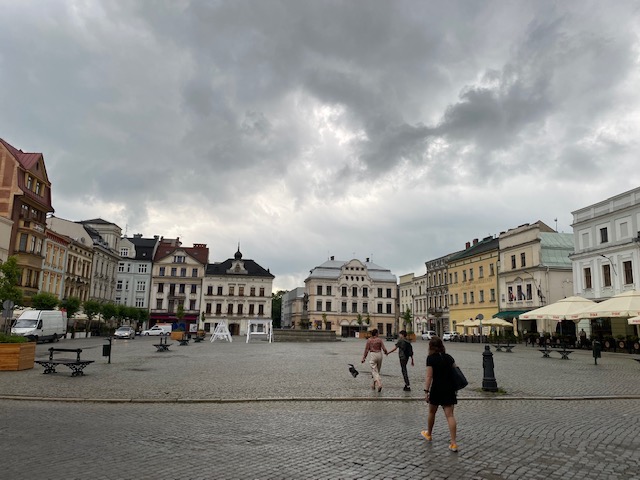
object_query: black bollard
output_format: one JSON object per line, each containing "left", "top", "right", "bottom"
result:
{"left": 482, "top": 345, "right": 498, "bottom": 392}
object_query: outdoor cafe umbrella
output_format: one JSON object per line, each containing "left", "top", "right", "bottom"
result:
{"left": 519, "top": 296, "right": 596, "bottom": 321}
{"left": 567, "top": 290, "right": 640, "bottom": 320}
{"left": 484, "top": 318, "right": 514, "bottom": 327}
{"left": 628, "top": 316, "right": 640, "bottom": 325}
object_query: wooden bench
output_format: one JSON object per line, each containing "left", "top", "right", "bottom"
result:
{"left": 553, "top": 349, "right": 574, "bottom": 360}
{"left": 35, "top": 348, "right": 94, "bottom": 377}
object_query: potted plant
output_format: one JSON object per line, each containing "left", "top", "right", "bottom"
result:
{"left": 0, "top": 333, "right": 36, "bottom": 371}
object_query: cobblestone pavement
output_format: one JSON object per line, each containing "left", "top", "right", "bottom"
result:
{"left": 1, "top": 399, "right": 639, "bottom": 479}
{"left": 1, "top": 337, "right": 639, "bottom": 401}
{"left": 1, "top": 337, "right": 639, "bottom": 479}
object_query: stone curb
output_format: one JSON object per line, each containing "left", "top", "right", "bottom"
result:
{"left": 2, "top": 394, "right": 640, "bottom": 404}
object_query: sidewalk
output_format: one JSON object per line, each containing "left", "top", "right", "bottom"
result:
{"left": 1, "top": 336, "right": 639, "bottom": 402}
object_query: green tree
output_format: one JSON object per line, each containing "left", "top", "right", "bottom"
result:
{"left": 271, "top": 290, "right": 286, "bottom": 328}
{"left": 101, "top": 303, "right": 117, "bottom": 328}
{"left": 30, "top": 292, "right": 59, "bottom": 310}
{"left": 137, "top": 308, "right": 149, "bottom": 330}
{"left": 83, "top": 299, "right": 102, "bottom": 333}
{"left": 0, "top": 256, "right": 23, "bottom": 306}
{"left": 60, "top": 296, "right": 81, "bottom": 331}
{"left": 402, "top": 307, "right": 413, "bottom": 333}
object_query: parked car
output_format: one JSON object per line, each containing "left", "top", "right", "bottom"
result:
{"left": 114, "top": 326, "right": 135, "bottom": 339}
{"left": 141, "top": 325, "right": 171, "bottom": 336}
{"left": 443, "top": 332, "right": 459, "bottom": 341}
{"left": 421, "top": 330, "right": 436, "bottom": 340}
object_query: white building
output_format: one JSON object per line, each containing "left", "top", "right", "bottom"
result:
{"left": 304, "top": 256, "right": 398, "bottom": 338}
{"left": 116, "top": 234, "right": 159, "bottom": 309}
{"left": 200, "top": 248, "right": 274, "bottom": 336}
{"left": 571, "top": 187, "right": 640, "bottom": 339}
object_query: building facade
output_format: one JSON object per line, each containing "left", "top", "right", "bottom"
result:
{"left": 447, "top": 237, "right": 500, "bottom": 333}
{"left": 281, "top": 287, "right": 305, "bottom": 329}
{"left": 40, "top": 229, "right": 70, "bottom": 299}
{"left": 150, "top": 238, "right": 209, "bottom": 332}
{"left": 426, "top": 253, "right": 458, "bottom": 336}
{"left": 498, "top": 221, "right": 574, "bottom": 334}
{"left": 116, "top": 234, "right": 159, "bottom": 309}
{"left": 304, "top": 256, "right": 397, "bottom": 338}
{"left": 0, "top": 139, "right": 54, "bottom": 303}
{"left": 570, "top": 187, "right": 640, "bottom": 339}
{"left": 200, "top": 248, "right": 275, "bottom": 336}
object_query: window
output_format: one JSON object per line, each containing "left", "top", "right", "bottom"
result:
{"left": 238, "top": 286, "right": 244, "bottom": 296}
{"left": 463, "top": 293, "right": 467, "bottom": 304}
{"left": 450, "top": 294, "right": 454, "bottom": 305}
{"left": 342, "top": 287, "right": 348, "bottom": 297}
{"left": 249, "top": 304, "right": 255, "bottom": 315}
{"left": 470, "top": 292, "right": 474, "bottom": 303}
{"left": 377, "top": 288, "right": 383, "bottom": 297}
{"left": 217, "top": 286, "right": 223, "bottom": 295}
{"left": 584, "top": 268, "right": 592, "bottom": 289}
{"left": 351, "top": 302, "right": 357, "bottom": 313}
{"left": 352, "top": 286, "right": 358, "bottom": 297}
{"left": 179, "top": 284, "right": 186, "bottom": 294}
{"left": 455, "top": 293, "right": 459, "bottom": 305}
{"left": 180, "top": 268, "right": 186, "bottom": 277}
{"left": 237, "top": 304, "right": 243, "bottom": 315}
{"left": 454, "top": 272, "right": 458, "bottom": 283}
{"left": 190, "top": 299, "right": 196, "bottom": 310}
{"left": 326, "top": 286, "right": 332, "bottom": 295}
{"left": 603, "top": 264, "right": 612, "bottom": 287}
{"left": 362, "top": 302, "right": 368, "bottom": 313}
{"left": 386, "top": 288, "right": 392, "bottom": 298}
{"left": 135, "top": 298, "right": 144, "bottom": 308}
{"left": 259, "top": 287, "right": 265, "bottom": 297}
{"left": 116, "top": 280, "right": 123, "bottom": 290}
{"left": 386, "top": 303, "right": 392, "bottom": 314}
{"left": 479, "top": 290, "right": 485, "bottom": 303}
{"left": 479, "top": 266, "right": 484, "bottom": 278}
{"left": 363, "top": 287, "right": 368, "bottom": 298}
{"left": 118, "top": 263, "right": 125, "bottom": 273}
{"left": 600, "top": 228, "right": 609, "bottom": 244}
{"left": 169, "top": 284, "right": 176, "bottom": 295}
{"left": 170, "top": 267, "right": 177, "bottom": 276}
{"left": 206, "top": 303, "right": 212, "bottom": 314}
{"left": 35, "top": 181, "right": 41, "bottom": 195}
{"left": 469, "top": 268, "right": 473, "bottom": 281}
{"left": 317, "top": 285, "right": 322, "bottom": 295}
{"left": 227, "top": 304, "right": 233, "bottom": 314}
{"left": 342, "top": 302, "right": 348, "bottom": 313}
{"left": 489, "top": 264, "right": 495, "bottom": 276}
{"left": 258, "top": 304, "right": 264, "bottom": 315}
{"left": 158, "top": 283, "right": 164, "bottom": 293}
{"left": 526, "top": 284, "right": 532, "bottom": 300}
{"left": 520, "top": 253, "right": 526, "bottom": 267}
{"left": 207, "top": 285, "right": 213, "bottom": 295}
{"left": 120, "top": 247, "right": 129, "bottom": 257}
{"left": 192, "top": 268, "right": 198, "bottom": 277}
{"left": 377, "top": 303, "right": 383, "bottom": 313}
{"left": 463, "top": 270, "right": 467, "bottom": 282}
{"left": 250, "top": 287, "right": 255, "bottom": 296}
{"left": 138, "top": 264, "right": 147, "bottom": 274}
{"left": 216, "top": 304, "right": 222, "bottom": 314}
{"left": 136, "top": 281, "right": 145, "bottom": 292}
{"left": 511, "top": 255, "right": 516, "bottom": 269}
{"left": 27, "top": 175, "right": 33, "bottom": 189}
{"left": 159, "top": 267, "right": 165, "bottom": 276}
{"left": 508, "top": 286, "right": 514, "bottom": 301}
{"left": 316, "top": 301, "right": 322, "bottom": 311}
{"left": 156, "top": 299, "right": 163, "bottom": 309}
{"left": 517, "top": 285, "right": 524, "bottom": 300}
{"left": 490, "top": 289, "right": 496, "bottom": 302}
{"left": 326, "top": 301, "right": 332, "bottom": 312}
{"left": 229, "top": 286, "right": 235, "bottom": 296}
{"left": 191, "top": 284, "right": 197, "bottom": 294}
{"left": 624, "top": 261, "right": 633, "bottom": 285}
{"left": 174, "top": 255, "right": 185, "bottom": 263}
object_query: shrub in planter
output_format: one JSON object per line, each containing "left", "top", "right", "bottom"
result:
{"left": 0, "top": 333, "right": 35, "bottom": 371}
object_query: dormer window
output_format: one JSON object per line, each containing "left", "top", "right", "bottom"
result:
{"left": 27, "top": 175, "right": 33, "bottom": 189}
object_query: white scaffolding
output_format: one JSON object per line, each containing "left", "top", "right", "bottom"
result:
{"left": 210, "top": 320, "right": 233, "bottom": 343}
{"left": 246, "top": 319, "right": 273, "bottom": 343}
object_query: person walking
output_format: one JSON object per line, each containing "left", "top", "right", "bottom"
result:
{"left": 361, "top": 328, "right": 388, "bottom": 392}
{"left": 421, "top": 336, "right": 459, "bottom": 452}
{"left": 387, "top": 330, "right": 414, "bottom": 391}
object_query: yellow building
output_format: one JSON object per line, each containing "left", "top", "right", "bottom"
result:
{"left": 447, "top": 236, "right": 499, "bottom": 334}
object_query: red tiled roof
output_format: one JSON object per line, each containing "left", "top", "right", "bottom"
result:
{"left": 0, "top": 138, "right": 43, "bottom": 169}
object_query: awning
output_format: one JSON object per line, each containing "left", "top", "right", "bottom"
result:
{"left": 493, "top": 310, "right": 529, "bottom": 319}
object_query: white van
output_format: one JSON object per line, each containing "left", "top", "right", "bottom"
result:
{"left": 141, "top": 324, "right": 172, "bottom": 336}
{"left": 11, "top": 310, "right": 67, "bottom": 343}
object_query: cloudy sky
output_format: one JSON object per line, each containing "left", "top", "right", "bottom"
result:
{"left": 2, "top": 1, "right": 640, "bottom": 290}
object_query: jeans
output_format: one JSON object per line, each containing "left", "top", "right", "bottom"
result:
{"left": 400, "top": 357, "right": 410, "bottom": 386}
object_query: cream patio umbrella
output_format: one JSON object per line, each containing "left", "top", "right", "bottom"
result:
{"left": 567, "top": 290, "right": 640, "bottom": 320}
{"left": 519, "top": 296, "right": 595, "bottom": 333}
{"left": 628, "top": 316, "right": 640, "bottom": 325}
{"left": 484, "top": 318, "right": 514, "bottom": 327}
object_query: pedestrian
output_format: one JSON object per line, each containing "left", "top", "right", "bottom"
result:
{"left": 421, "top": 336, "right": 459, "bottom": 452}
{"left": 361, "top": 328, "right": 388, "bottom": 392}
{"left": 579, "top": 329, "right": 587, "bottom": 347}
{"left": 387, "top": 330, "right": 414, "bottom": 391}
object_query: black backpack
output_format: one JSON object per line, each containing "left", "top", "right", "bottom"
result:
{"left": 402, "top": 340, "right": 413, "bottom": 358}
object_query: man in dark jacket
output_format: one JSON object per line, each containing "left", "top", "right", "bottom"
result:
{"left": 387, "top": 330, "right": 414, "bottom": 391}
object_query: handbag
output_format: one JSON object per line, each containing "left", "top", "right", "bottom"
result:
{"left": 452, "top": 366, "right": 468, "bottom": 391}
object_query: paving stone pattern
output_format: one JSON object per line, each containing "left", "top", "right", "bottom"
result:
{"left": 1, "top": 337, "right": 639, "bottom": 479}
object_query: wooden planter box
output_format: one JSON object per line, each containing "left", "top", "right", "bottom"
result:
{"left": 0, "top": 342, "right": 36, "bottom": 371}
{"left": 170, "top": 331, "right": 186, "bottom": 340}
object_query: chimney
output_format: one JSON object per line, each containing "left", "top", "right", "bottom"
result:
{"left": 473, "top": 238, "right": 479, "bottom": 245}
{"left": 366, "top": 257, "right": 370, "bottom": 262}
{"left": 330, "top": 256, "right": 334, "bottom": 261}
{"left": 465, "top": 242, "right": 471, "bottom": 249}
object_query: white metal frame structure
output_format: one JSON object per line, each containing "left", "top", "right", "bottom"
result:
{"left": 246, "top": 319, "right": 273, "bottom": 343}
{"left": 210, "top": 320, "right": 233, "bottom": 342}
